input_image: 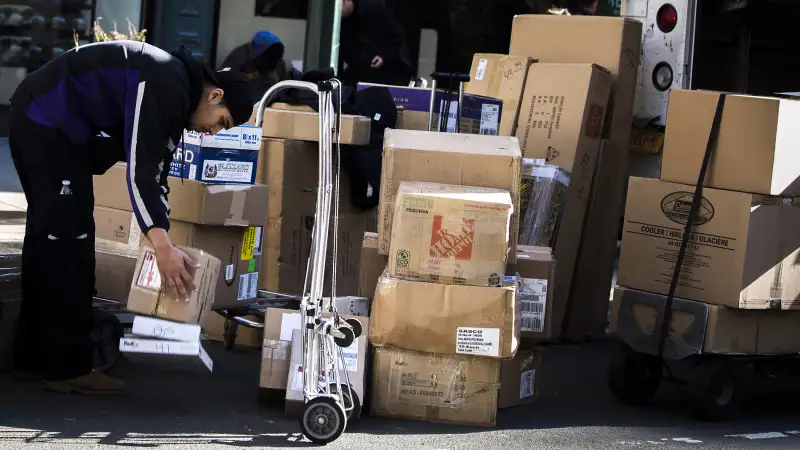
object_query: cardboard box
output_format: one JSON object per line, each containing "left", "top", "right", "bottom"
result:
{"left": 506, "top": 246, "right": 556, "bottom": 342}
{"left": 358, "top": 232, "right": 388, "bottom": 300}
{"left": 94, "top": 206, "right": 140, "bottom": 301}
{"left": 498, "top": 348, "right": 542, "bottom": 409}
{"left": 370, "top": 347, "right": 500, "bottom": 427}
{"left": 131, "top": 316, "right": 202, "bottom": 342}
{"left": 509, "top": 15, "right": 642, "bottom": 149}
{"left": 119, "top": 337, "right": 213, "bottom": 372}
{"left": 389, "top": 181, "right": 513, "bottom": 287}
{"left": 127, "top": 246, "right": 221, "bottom": 325}
{"left": 357, "top": 82, "right": 503, "bottom": 134}
{"left": 519, "top": 161, "right": 570, "bottom": 247}
{"left": 94, "top": 251, "right": 137, "bottom": 301}
{"left": 171, "top": 126, "right": 261, "bottom": 184}
{"left": 619, "top": 177, "right": 800, "bottom": 310}
{"left": 370, "top": 274, "right": 519, "bottom": 358}
{"left": 94, "top": 163, "right": 269, "bottom": 227}
{"left": 661, "top": 90, "right": 800, "bottom": 196}
{"left": 260, "top": 305, "right": 368, "bottom": 391}
{"left": 516, "top": 63, "right": 612, "bottom": 172}
{"left": 167, "top": 223, "right": 263, "bottom": 308}
{"left": 248, "top": 107, "right": 371, "bottom": 145}
{"left": 205, "top": 313, "right": 263, "bottom": 348}
{"left": 466, "top": 54, "right": 535, "bottom": 137}
{"left": 285, "top": 323, "right": 369, "bottom": 417}
{"left": 379, "top": 129, "right": 522, "bottom": 262}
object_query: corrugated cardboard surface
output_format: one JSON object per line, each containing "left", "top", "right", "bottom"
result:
{"left": 662, "top": 89, "right": 800, "bottom": 196}
{"left": 127, "top": 246, "right": 221, "bottom": 325}
{"left": 619, "top": 177, "right": 800, "bottom": 310}
{"left": 465, "top": 54, "right": 535, "bottom": 137}
{"left": 389, "top": 182, "right": 513, "bottom": 287}
{"left": 515, "top": 63, "right": 612, "bottom": 172}
{"left": 94, "top": 206, "right": 140, "bottom": 302}
{"left": 498, "top": 348, "right": 542, "bottom": 409}
{"left": 260, "top": 339, "right": 291, "bottom": 390}
{"left": 370, "top": 347, "right": 500, "bottom": 426}
{"left": 94, "top": 163, "right": 269, "bottom": 226}
{"left": 358, "top": 232, "right": 388, "bottom": 300}
{"left": 249, "top": 108, "right": 371, "bottom": 145}
{"left": 506, "top": 246, "right": 556, "bottom": 342}
{"left": 204, "top": 312, "right": 263, "bottom": 348}
{"left": 379, "top": 130, "right": 522, "bottom": 262}
{"left": 370, "top": 274, "right": 519, "bottom": 358}
{"left": 95, "top": 251, "right": 137, "bottom": 302}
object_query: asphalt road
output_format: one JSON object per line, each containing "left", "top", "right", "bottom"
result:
{"left": 2, "top": 341, "right": 800, "bottom": 449}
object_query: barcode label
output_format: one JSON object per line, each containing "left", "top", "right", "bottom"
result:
{"left": 225, "top": 264, "right": 234, "bottom": 282}
{"left": 519, "top": 277, "right": 548, "bottom": 333}
{"left": 237, "top": 275, "right": 247, "bottom": 300}
{"left": 522, "top": 300, "right": 545, "bottom": 314}
{"left": 520, "top": 369, "right": 535, "bottom": 399}
{"left": 237, "top": 273, "right": 258, "bottom": 301}
{"left": 521, "top": 316, "right": 543, "bottom": 333}
{"left": 479, "top": 104, "right": 499, "bottom": 136}
{"left": 480, "top": 128, "right": 498, "bottom": 136}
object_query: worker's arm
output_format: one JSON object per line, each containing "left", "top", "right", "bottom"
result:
{"left": 375, "top": 5, "right": 407, "bottom": 63}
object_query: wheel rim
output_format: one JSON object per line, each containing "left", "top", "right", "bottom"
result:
{"left": 303, "top": 402, "right": 340, "bottom": 441}
{"left": 712, "top": 376, "right": 734, "bottom": 405}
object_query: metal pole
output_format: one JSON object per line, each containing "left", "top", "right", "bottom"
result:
{"left": 304, "top": 0, "right": 342, "bottom": 73}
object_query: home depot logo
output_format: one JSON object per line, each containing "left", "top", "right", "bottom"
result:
{"left": 660, "top": 191, "right": 715, "bottom": 226}
{"left": 429, "top": 216, "right": 475, "bottom": 260}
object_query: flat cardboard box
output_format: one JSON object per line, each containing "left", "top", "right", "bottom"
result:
{"left": 389, "top": 181, "right": 513, "bottom": 287}
{"left": 506, "top": 246, "right": 556, "bottom": 342}
{"left": 94, "top": 163, "right": 269, "bottom": 227}
{"left": 119, "top": 337, "right": 213, "bottom": 372}
{"left": 171, "top": 126, "right": 261, "bottom": 184}
{"left": 379, "top": 129, "right": 522, "bottom": 262}
{"left": 498, "top": 348, "right": 542, "bottom": 409}
{"left": 356, "top": 82, "right": 503, "bottom": 134}
{"left": 619, "top": 177, "right": 800, "bottom": 310}
{"left": 127, "top": 246, "right": 221, "bottom": 325}
{"left": 370, "top": 274, "right": 519, "bottom": 358}
{"left": 285, "top": 324, "right": 369, "bottom": 418}
{"left": 509, "top": 15, "right": 642, "bottom": 149}
{"left": 370, "top": 347, "right": 500, "bottom": 427}
{"left": 260, "top": 305, "right": 369, "bottom": 391}
{"left": 466, "top": 54, "right": 536, "bottom": 137}
{"left": 167, "top": 222, "right": 264, "bottom": 308}
{"left": 661, "top": 90, "right": 800, "bottom": 196}
{"left": 248, "top": 107, "right": 371, "bottom": 145}
{"left": 358, "top": 232, "right": 388, "bottom": 300}
{"left": 516, "top": 63, "right": 612, "bottom": 172}
{"left": 131, "top": 316, "right": 201, "bottom": 342}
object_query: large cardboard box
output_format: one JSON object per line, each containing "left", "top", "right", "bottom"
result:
{"left": 94, "top": 206, "right": 141, "bottom": 301}
{"left": 389, "top": 181, "right": 513, "bottom": 287}
{"left": 171, "top": 126, "right": 261, "bottom": 184}
{"left": 466, "top": 54, "right": 536, "bottom": 136}
{"left": 358, "top": 232, "right": 387, "bottom": 300}
{"left": 379, "top": 130, "right": 522, "bottom": 261}
{"left": 370, "top": 274, "right": 519, "bottom": 358}
{"left": 498, "top": 348, "right": 542, "bottom": 409}
{"left": 516, "top": 63, "right": 611, "bottom": 172}
{"left": 506, "top": 246, "right": 556, "bottom": 342}
{"left": 619, "top": 177, "right": 800, "bottom": 310}
{"left": 127, "top": 246, "right": 221, "bottom": 325}
{"left": 94, "top": 163, "right": 269, "bottom": 227}
{"left": 370, "top": 347, "right": 500, "bottom": 427}
{"left": 661, "top": 90, "right": 800, "bottom": 196}
{"left": 357, "top": 82, "right": 503, "bottom": 134}
{"left": 248, "top": 107, "right": 371, "bottom": 145}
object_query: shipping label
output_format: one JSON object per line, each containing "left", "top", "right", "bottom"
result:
{"left": 241, "top": 227, "right": 258, "bottom": 260}
{"left": 237, "top": 273, "right": 258, "bottom": 301}
{"left": 479, "top": 104, "right": 500, "bottom": 135}
{"left": 200, "top": 160, "right": 254, "bottom": 183}
{"left": 225, "top": 264, "right": 234, "bottom": 282}
{"left": 519, "top": 278, "right": 547, "bottom": 333}
{"left": 135, "top": 250, "right": 161, "bottom": 292}
{"left": 475, "top": 58, "right": 488, "bottom": 81}
{"left": 520, "top": 369, "right": 535, "bottom": 399}
{"left": 456, "top": 327, "right": 500, "bottom": 357}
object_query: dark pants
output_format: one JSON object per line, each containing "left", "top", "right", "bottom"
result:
{"left": 9, "top": 88, "right": 104, "bottom": 381}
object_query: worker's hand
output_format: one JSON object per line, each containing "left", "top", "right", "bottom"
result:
{"left": 155, "top": 245, "right": 199, "bottom": 301}
{"left": 370, "top": 55, "right": 384, "bottom": 69}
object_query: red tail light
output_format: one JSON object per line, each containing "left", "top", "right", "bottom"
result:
{"left": 657, "top": 4, "right": 678, "bottom": 33}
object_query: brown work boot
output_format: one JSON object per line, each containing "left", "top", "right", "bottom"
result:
{"left": 44, "top": 371, "right": 125, "bottom": 395}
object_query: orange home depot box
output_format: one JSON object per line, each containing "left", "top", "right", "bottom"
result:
{"left": 619, "top": 177, "right": 800, "bottom": 310}
{"left": 389, "top": 182, "right": 513, "bottom": 287}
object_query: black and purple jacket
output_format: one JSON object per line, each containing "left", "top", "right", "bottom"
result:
{"left": 15, "top": 41, "right": 207, "bottom": 235}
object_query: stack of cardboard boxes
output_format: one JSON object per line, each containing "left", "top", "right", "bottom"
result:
{"left": 615, "top": 89, "right": 800, "bottom": 355}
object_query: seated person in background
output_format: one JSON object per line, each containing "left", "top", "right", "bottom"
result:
{"left": 222, "top": 30, "right": 301, "bottom": 102}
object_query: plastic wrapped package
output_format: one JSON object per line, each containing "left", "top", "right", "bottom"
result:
{"left": 0, "top": 250, "right": 22, "bottom": 371}
{"left": 518, "top": 159, "right": 570, "bottom": 247}
{"left": 369, "top": 271, "right": 519, "bottom": 359}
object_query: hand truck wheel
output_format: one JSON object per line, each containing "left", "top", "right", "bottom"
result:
{"left": 607, "top": 341, "right": 662, "bottom": 406}
{"left": 92, "top": 311, "right": 123, "bottom": 373}
{"left": 299, "top": 396, "right": 347, "bottom": 445}
{"left": 330, "top": 383, "right": 361, "bottom": 420}
{"left": 688, "top": 358, "right": 742, "bottom": 422}
{"left": 345, "top": 318, "right": 362, "bottom": 339}
{"left": 333, "top": 326, "right": 355, "bottom": 348}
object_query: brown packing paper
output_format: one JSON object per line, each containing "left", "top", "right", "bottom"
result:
{"left": 370, "top": 347, "right": 500, "bottom": 427}
{"left": 389, "top": 182, "right": 513, "bottom": 287}
{"left": 465, "top": 54, "right": 536, "bottom": 136}
{"left": 370, "top": 273, "right": 519, "bottom": 358}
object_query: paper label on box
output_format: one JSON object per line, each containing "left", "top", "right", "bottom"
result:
{"left": 479, "top": 104, "right": 499, "bottom": 136}
{"left": 237, "top": 273, "right": 258, "bottom": 301}
{"left": 253, "top": 227, "right": 263, "bottom": 256}
{"left": 279, "top": 313, "right": 302, "bottom": 341}
{"left": 475, "top": 58, "right": 488, "bottom": 81}
{"left": 225, "top": 264, "right": 234, "bottom": 282}
{"left": 456, "top": 327, "right": 500, "bottom": 357}
{"left": 188, "top": 164, "right": 197, "bottom": 180}
{"left": 437, "top": 100, "right": 458, "bottom": 133}
{"left": 520, "top": 278, "right": 547, "bottom": 333}
{"left": 135, "top": 251, "right": 161, "bottom": 291}
{"left": 520, "top": 369, "right": 535, "bottom": 399}
{"left": 342, "top": 339, "right": 358, "bottom": 372}
{"left": 200, "top": 160, "right": 253, "bottom": 183}
{"left": 291, "top": 364, "right": 304, "bottom": 391}
{"left": 247, "top": 259, "right": 256, "bottom": 273}
{"left": 241, "top": 227, "right": 257, "bottom": 260}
